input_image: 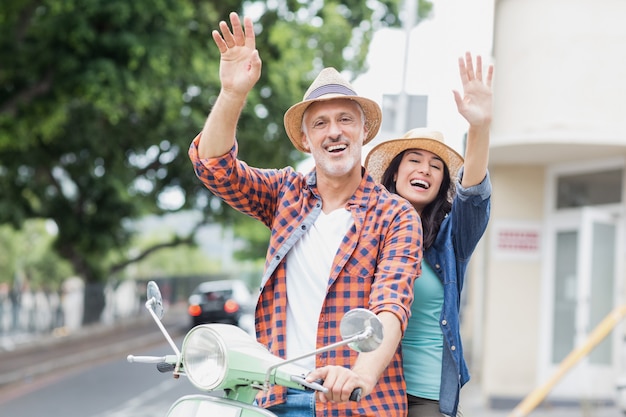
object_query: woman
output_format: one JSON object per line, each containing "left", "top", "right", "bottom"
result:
{"left": 364, "top": 52, "right": 493, "bottom": 417}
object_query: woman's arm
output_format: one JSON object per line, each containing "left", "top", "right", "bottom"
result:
{"left": 453, "top": 52, "right": 494, "bottom": 188}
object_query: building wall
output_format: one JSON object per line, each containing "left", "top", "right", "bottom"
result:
{"left": 480, "top": 165, "right": 546, "bottom": 401}
{"left": 492, "top": 0, "right": 626, "bottom": 147}
{"left": 481, "top": 0, "right": 626, "bottom": 405}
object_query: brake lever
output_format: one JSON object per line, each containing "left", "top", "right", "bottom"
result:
{"left": 290, "top": 376, "right": 362, "bottom": 401}
{"left": 291, "top": 375, "right": 327, "bottom": 392}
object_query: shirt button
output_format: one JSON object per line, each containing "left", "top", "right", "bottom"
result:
{"left": 301, "top": 225, "right": 307, "bottom": 230}
{"left": 451, "top": 345, "right": 456, "bottom": 351}
{"left": 435, "top": 264, "right": 441, "bottom": 269}
{"left": 275, "top": 255, "right": 280, "bottom": 260}
{"left": 441, "top": 320, "right": 447, "bottom": 326}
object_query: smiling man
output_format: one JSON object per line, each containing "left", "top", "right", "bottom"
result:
{"left": 188, "top": 12, "right": 423, "bottom": 417}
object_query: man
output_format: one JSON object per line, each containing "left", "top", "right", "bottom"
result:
{"left": 189, "top": 12, "right": 422, "bottom": 417}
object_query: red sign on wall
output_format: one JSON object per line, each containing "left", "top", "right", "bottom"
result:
{"left": 496, "top": 229, "right": 540, "bottom": 252}
{"left": 492, "top": 222, "right": 542, "bottom": 260}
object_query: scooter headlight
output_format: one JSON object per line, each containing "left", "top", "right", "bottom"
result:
{"left": 182, "top": 325, "right": 227, "bottom": 390}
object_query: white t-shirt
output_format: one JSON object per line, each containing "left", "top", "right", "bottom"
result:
{"left": 285, "top": 208, "right": 354, "bottom": 369}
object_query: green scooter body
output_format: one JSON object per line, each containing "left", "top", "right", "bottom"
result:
{"left": 166, "top": 394, "right": 278, "bottom": 417}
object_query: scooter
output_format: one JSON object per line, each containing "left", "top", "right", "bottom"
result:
{"left": 127, "top": 281, "right": 384, "bottom": 417}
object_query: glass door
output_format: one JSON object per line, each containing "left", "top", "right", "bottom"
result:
{"left": 543, "top": 208, "right": 619, "bottom": 398}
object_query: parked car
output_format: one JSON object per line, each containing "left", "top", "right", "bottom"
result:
{"left": 187, "top": 279, "right": 254, "bottom": 328}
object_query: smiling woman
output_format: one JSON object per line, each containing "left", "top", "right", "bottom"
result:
{"left": 363, "top": 52, "right": 493, "bottom": 417}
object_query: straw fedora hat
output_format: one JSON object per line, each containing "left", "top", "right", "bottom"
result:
{"left": 283, "top": 67, "right": 382, "bottom": 153}
{"left": 364, "top": 128, "right": 464, "bottom": 184}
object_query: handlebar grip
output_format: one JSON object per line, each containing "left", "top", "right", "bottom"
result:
{"left": 349, "top": 388, "right": 362, "bottom": 402}
{"left": 157, "top": 362, "right": 176, "bottom": 373}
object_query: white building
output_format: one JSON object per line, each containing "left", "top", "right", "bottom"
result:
{"left": 469, "top": 0, "right": 626, "bottom": 407}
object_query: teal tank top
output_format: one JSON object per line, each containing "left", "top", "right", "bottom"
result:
{"left": 402, "top": 261, "right": 444, "bottom": 399}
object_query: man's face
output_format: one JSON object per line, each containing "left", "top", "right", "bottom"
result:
{"left": 300, "top": 99, "right": 367, "bottom": 179}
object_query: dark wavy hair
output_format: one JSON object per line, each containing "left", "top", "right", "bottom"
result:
{"left": 380, "top": 150, "right": 455, "bottom": 249}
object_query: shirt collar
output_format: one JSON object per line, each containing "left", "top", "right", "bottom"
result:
{"left": 305, "top": 167, "right": 375, "bottom": 209}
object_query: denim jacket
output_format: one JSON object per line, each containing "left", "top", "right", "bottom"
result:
{"left": 424, "top": 168, "right": 491, "bottom": 416}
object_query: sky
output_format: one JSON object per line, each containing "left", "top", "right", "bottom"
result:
{"left": 298, "top": 0, "right": 495, "bottom": 172}
{"left": 355, "top": 0, "right": 495, "bottom": 148}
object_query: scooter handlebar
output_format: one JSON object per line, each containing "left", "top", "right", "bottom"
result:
{"left": 290, "top": 376, "right": 362, "bottom": 401}
{"left": 349, "top": 388, "right": 362, "bottom": 401}
{"left": 157, "top": 362, "right": 177, "bottom": 373}
{"left": 127, "top": 355, "right": 166, "bottom": 364}
{"left": 127, "top": 354, "right": 178, "bottom": 365}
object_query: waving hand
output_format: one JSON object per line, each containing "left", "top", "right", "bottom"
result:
{"left": 212, "top": 12, "right": 262, "bottom": 98}
{"left": 453, "top": 52, "right": 493, "bottom": 128}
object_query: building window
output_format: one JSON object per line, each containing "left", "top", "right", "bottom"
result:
{"left": 556, "top": 168, "right": 623, "bottom": 209}
{"left": 381, "top": 94, "right": 428, "bottom": 134}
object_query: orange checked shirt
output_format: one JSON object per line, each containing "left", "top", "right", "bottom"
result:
{"left": 189, "top": 135, "right": 422, "bottom": 417}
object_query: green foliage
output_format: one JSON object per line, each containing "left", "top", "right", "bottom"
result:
{"left": 0, "top": 0, "right": 431, "bottom": 284}
{"left": 126, "top": 237, "right": 220, "bottom": 279}
{"left": 0, "top": 220, "right": 73, "bottom": 289}
{"left": 231, "top": 212, "right": 272, "bottom": 261}
{"left": 0, "top": 0, "right": 221, "bottom": 282}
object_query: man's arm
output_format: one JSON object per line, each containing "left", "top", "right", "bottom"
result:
{"left": 198, "top": 12, "right": 262, "bottom": 159}
{"left": 351, "top": 311, "right": 402, "bottom": 392}
{"left": 305, "top": 202, "right": 420, "bottom": 403}
{"left": 305, "top": 311, "right": 401, "bottom": 403}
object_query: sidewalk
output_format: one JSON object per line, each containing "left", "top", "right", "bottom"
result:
{"left": 460, "top": 379, "right": 621, "bottom": 417}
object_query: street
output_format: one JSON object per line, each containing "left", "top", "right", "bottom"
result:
{"left": 0, "top": 313, "right": 620, "bottom": 417}
{"left": 0, "top": 337, "right": 197, "bottom": 417}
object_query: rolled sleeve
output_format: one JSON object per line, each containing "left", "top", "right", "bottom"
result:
{"left": 369, "top": 203, "right": 422, "bottom": 335}
{"left": 456, "top": 167, "right": 492, "bottom": 202}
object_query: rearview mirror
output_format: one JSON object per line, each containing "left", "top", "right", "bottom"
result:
{"left": 340, "top": 308, "right": 383, "bottom": 353}
{"left": 146, "top": 280, "right": 164, "bottom": 320}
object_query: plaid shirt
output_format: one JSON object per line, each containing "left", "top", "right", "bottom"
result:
{"left": 189, "top": 135, "right": 422, "bottom": 417}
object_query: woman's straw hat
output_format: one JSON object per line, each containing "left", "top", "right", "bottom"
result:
{"left": 283, "top": 67, "right": 382, "bottom": 153}
{"left": 364, "top": 128, "right": 464, "bottom": 183}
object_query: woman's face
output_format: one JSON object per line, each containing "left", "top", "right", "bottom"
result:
{"left": 394, "top": 149, "right": 445, "bottom": 214}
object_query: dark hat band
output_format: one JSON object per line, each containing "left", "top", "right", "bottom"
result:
{"left": 306, "top": 84, "right": 356, "bottom": 100}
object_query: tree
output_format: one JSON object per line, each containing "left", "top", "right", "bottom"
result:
{"left": 0, "top": 220, "right": 73, "bottom": 289}
{"left": 0, "top": 0, "right": 431, "bottom": 323}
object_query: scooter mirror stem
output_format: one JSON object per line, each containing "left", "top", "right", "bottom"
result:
{"left": 146, "top": 297, "right": 182, "bottom": 362}
{"left": 263, "top": 326, "right": 374, "bottom": 390}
